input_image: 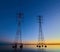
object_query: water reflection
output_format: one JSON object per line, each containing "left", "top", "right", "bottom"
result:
{"left": 1, "top": 45, "right": 60, "bottom": 52}
{"left": 19, "top": 48, "right": 23, "bottom": 52}
{"left": 13, "top": 48, "right": 46, "bottom": 52}
{"left": 13, "top": 48, "right": 23, "bottom": 52}
{"left": 37, "top": 48, "right": 46, "bottom": 52}
{"left": 13, "top": 48, "right": 17, "bottom": 52}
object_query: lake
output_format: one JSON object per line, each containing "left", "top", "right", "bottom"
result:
{"left": 0, "top": 45, "right": 60, "bottom": 52}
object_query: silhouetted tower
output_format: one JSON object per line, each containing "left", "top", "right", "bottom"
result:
{"left": 12, "top": 13, "right": 23, "bottom": 49}
{"left": 37, "top": 16, "right": 47, "bottom": 48}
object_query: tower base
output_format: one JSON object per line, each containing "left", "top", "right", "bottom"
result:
{"left": 19, "top": 43, "right": 23, "bottom": 49}
{"left": 12, "top": 43, "right": 17, "bottom": 48}
{"left": 36, "top": 44, "right": 47, "bottom": 48}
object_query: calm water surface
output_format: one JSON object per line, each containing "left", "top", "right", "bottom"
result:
{"left": 0, "top": 45, "right": 60, "bottom": 52}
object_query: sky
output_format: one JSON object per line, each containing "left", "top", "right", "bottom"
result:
{"left": 0, "top": 0, "right": 60, "bottom": 43}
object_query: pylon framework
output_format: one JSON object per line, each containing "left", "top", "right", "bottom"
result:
{"left": 37, "top": 16, "right": 47, "bottom": 48}
{"left": 12, "top": 13, "right": 23, "bottom": 49}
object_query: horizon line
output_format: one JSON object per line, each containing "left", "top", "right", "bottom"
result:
{"left": 11, "top": 43, "right": 60, "bottom": 45}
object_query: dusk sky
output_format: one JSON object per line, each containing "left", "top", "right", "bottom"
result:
{"left": 0, "top": 0, "right": 60, "bottom": 43}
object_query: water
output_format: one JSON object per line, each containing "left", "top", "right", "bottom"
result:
{"left": 0, "top": 45, "right": 60, "bottom": 52}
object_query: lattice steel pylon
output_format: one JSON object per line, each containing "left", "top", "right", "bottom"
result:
{"left": 12, "top": 13, "right": 23, "bottom": 49}
{"left": 37, "top": 16, "right": 47, "bottom": 48}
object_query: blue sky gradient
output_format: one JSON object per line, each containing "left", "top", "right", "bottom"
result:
{"left": 0, "top": 0, "right": 60, "bottom": 42}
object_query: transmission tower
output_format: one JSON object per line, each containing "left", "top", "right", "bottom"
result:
{"left": 37, "top": 16, "right": 47, "bottom": 48}
{"left": 12, "top": 13, "right": 23, "bottom": 49}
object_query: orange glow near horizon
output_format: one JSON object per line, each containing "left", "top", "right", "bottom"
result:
{"left": 22, "top": 40, "right": 60, "bottom": 44}
{"left": 10, "top": 40, "right": 60, "bottom": 46}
